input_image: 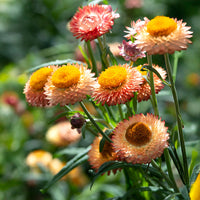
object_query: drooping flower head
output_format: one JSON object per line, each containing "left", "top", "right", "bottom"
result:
{"left": 24, "top": 66, "right": 55, "bottom": 107}
{"left": 136, "top": 65, "right": 167, "bottom": 102}
{"left": 92, "top": 64, "right": 143, "bottom": 106}
{"left": 88, "top": 134, "right": 117, "bottom": 174}
{"left": 44, "top": 63, "right": 97, "bottom": 106}
{"left": 119, "top": 40, "right": 146, "bottom": 62}
{"left": 189, "top": 172, "right": 200, "bottom": 200}
{"left": 112, "top": 113, "right": 169, "bottom": 164}
{"left": 69, "top": 4, "right": 119, "bottom": 41}
{"left": 46, "top": 121, "right": 81, "bottom": 146}
{"left": 127, "top": 16, "right": 192, "bottom": 55}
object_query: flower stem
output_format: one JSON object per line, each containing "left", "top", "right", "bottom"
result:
{"left": 79, "top": 101, "right": 112, "bottom": 143}
{"left": 164, "top": 53, "right": 189, "bottom": 188}
{"left": 164, "top": 149, "right": 180, "bottom": 193}
{"left": 118, "top": 104, "right": 124, "bottom": 121}
{"left": 147, "top": 54, "right": 159, "bottom": 116}
{"left": 97, "top": 37, "right": 110, "bottom": 69}
{"left": 86, "top": 41, "right": 98, "bottom": 76}
{"left": 151, "top": 160, "right": 179, "bottom": 193}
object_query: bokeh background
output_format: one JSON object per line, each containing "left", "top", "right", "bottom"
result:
{"left": 0, "top": 0, "right": 200, "bottom": 199}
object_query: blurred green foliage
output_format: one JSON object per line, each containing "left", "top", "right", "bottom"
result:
{"left": 0, "top": 0, "right": 200, "bottom": 199}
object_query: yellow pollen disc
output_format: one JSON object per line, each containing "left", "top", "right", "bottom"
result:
{"left": 125, "top": 122, "right": 152, "bottom": 146}
{"left": 101, "top": 141, "right": 113, "bottom": 159}
{"left": 147, "top": 16, "right": 177, "bottom": 37}
{"left": 136, "top": 65, "right": 147, "bottom": 76}
{"left": 51, "top": 65, "right": 81, "bottom": 88}
{"left": 98, "top": 66, "right": 127, "bottom": 89}
{"left": 30, "top": 67, "right": 53, "bottom": 90}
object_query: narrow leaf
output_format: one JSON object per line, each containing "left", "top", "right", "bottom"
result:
{"left": 41, "top": 146, "right": 91, "bottom": 193}
{"left": 26, "top": 59, "right": 86, "bottom": 74}
{"left": 141, "top": 65, "right": 171, "bottom": 87}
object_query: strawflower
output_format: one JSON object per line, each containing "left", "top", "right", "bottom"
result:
{"left": 24, "top": 66, "right": 55, "bottom": 107}
{"left": 92, "top": 64, "right": 143, "bottom": 106}
{"left": 44, "top": 63, "right": 97, "bottom": 106}
{"left": 88, "top": 134, "right": 117, "bottom": 174}
{"left": 126, "top": 16, "right": 193, "bottom": 55}
{"left": 136, "top": 65, "right": 167, "bottom": 102}
{"left": 69, "top": 4, "right": 119, "bottom": 41}
{"left": 46, "top": 121, "right": 81, "bottom": 146}
{"left": 112, "top": 113, "right": 169, "bottom": 164}
{"left": 119, "top": 40, "right": 146, "bottom": 62}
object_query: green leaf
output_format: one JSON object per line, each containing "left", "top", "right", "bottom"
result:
{"left": 41, "top": 146, "right": 91, "bottom": 193}
{"left": 141, "top": 65, "right": 171, "bottom": 87}
{"left": 163, "top": 193, "right": 182, "bottom": 200}
{"left": 99, "top": 129, "right": 113, "bottom": 152}
{"left": 107, "top": 46, "right": 118, "bottom": 65}
{"left": 91, "top": 161, "right": 162, "bottom": 188}
{"left": 189, "top": 163, "right": 200, "bottom": 187}
{"left": 26, "top": 59, "right": 86, "bottom": 74}
{"left": 54, "top": 147, "right": 87, "bottom": 157}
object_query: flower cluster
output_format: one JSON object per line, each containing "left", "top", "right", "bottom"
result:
{"left": 23, "top": 3, "right": 195, "bottom": 199}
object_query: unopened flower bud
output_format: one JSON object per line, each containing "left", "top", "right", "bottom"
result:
{"left": 70, "top": 113, "right": 86, "bottom": 130}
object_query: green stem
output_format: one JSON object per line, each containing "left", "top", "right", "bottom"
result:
{"left": 164, "top": 53, "right": 189, "bottom": 189}
{"left": 105, "top": 104, "right": 117, "bottom": 123}
{"left": 123, "top": 168, "right": 132, "bottom": 190}
{"left": 78, "top": 45, "right": 92, "bottom": 69}
{"left": 164, "top": 149, "right": 180, "bottom": 193}
{"left": 151, "top": 160, "right": 178, "bottom": 192}
{"left": 86, "top": 41, "right": 98, "bottom": 76}
{"left": 97, "top": 37, "right": 110, "bottom": 69}
{"left": 126, "top": 102, "right": 133, "bottom": 117}
{"left": 79, "top": 102, "right": 112, "bottom": 143}
{"left": 147, "top": 54, "right": 159, "bottom": 116}
{"left": 118, "top": 104, "right": 124, "bottom": 121}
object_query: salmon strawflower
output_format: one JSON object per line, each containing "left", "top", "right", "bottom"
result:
{"left": 69, "top": 4, "right": 119, "bottom": 41}
{"left": 44, "top": 63, "right": 97, "bottom": 106}
{"left": 112, "top": 113, "right": 169, "bottom": 164}
{"left": 24, "top": 66, "right": 55, "bottom": 107}
{"left": 126, "top": 16, "right": 193, "bottom": 55}
{"left": 46, "top": 121, "right": 81, "bottom": 146}
{"left": 136, "top": 65, "right": 167, "bottom": 102}
{"left": 92, "top": 64, "right": 143, "bottom": 106}
{"left": 189, "top": 172, "right": 200, "bottom": 200}
{"left": 88, "top": 134, "right": 117, "bottom": 174}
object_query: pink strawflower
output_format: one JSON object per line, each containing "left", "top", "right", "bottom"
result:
{"left": 69, "top": 4, "right": 119, "bottom": 41}
{"left": 119, "top": 40, "right": 146, "bottom": 62}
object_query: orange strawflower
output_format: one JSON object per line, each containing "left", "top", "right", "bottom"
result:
{"left": 69, "top": 4, "right": 119, "bottom": 41}
{"left": 88, "top": 134, "right": 117, "bottom": 174}
{"left": 26, "top": 150, "right": 52, "bottom": 172}
{"left": 44, "top": 63, "right": 97, "bottom": 106}
{"left": 136, "top": 65, "right": 167, "bottom": 102}
{"left": 92, "top": 64, "right": 143, "bottom": 106}
{"left": 24, "top": 66, "right": 55, "bottom": 107}
{"left": 127, "top": 16, "right": 192, "bottom": 55}
{"left": 112, "top": 113, "right": 169, "bottom": 164}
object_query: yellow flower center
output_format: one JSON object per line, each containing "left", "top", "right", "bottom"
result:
{"left": 147, "top": 16, "right": 177, "bottom": 37}
{"left": 98, "top": 66, "right": 127, "bottom": 89}
{"left": 101, "top": 140, "right": 113, "bottom": 159}
{"left": 125, "top": 122, "right": 152, "bottom": 146}
{"left": 29, "top": 67, "right": 53, "bottom": 90}
{"left": 51, "top": 65, "right": 81, "bottom": 88}
{"left": 136, "top": 65, "right": 147, "bottom": 76}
